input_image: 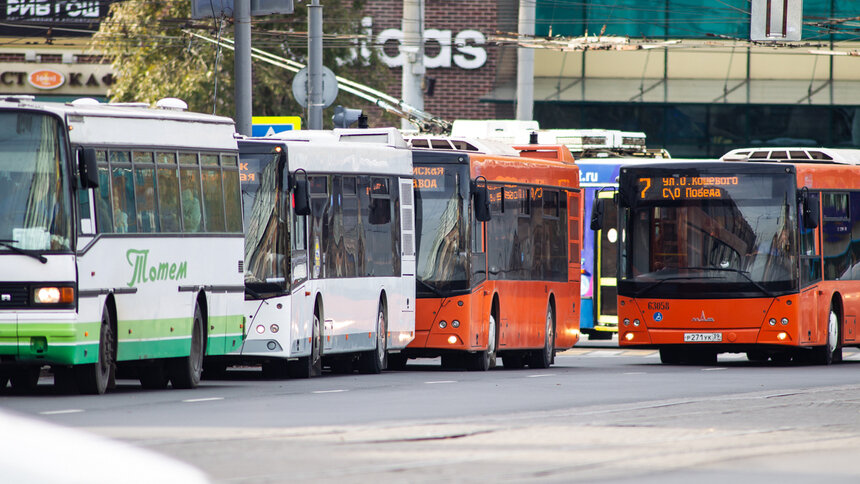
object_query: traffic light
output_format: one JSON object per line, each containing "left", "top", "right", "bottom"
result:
{"left": 332, "top": 105, "right": 363, "bottom": 128}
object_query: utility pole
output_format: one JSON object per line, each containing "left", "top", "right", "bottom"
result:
{"left": 516, "top": 0, "right": 535, "bottom": 121}
{"left": 401, "top": 0, "right": 424, "bottom": 130}
{"left": 234, "top": 0, "right": 252, "bottom": 135}
{"left": 308, "top": 0, "right": 323, "bottom": 129}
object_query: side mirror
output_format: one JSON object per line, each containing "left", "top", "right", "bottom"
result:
{"left": 800, "top": 190, "right": 819, "bottom": 229}
{"left": 78, "top": 148, "right": 98, "bottom": 189}
{"left": 293, "top": 178, "right": 311, "bottom": 216}
{"left": 590, "top": 198, "right": 605, "bottom": 231}
{"left": 473, "top": 181, "right": 491, "bottom": 222}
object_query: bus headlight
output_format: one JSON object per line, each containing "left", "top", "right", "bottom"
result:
{"left": 781, "top": 318, "right": 789, "bottom": 326}
{"left": 623, "top": 319, "right": 630, "bottom": 326}
{"left": 255, "top": 325, "right": 265, "bottom": 334}
{"left": 633, "top": 319, "right": 640, "bottom": 327}
{"left": 624, "top": 332, "right": 634, "bottom": 341}
{"left": 438, "top": 320, "right": 447, "bottom": 329}
{"left": 769, "top": 318, "right": 777, "bottom": 326}
{"left": 270, "top": 324, "right": 280, "bottom": 333}
{"left": 33, "top": 286, "right": 74, "bottom": 304}
{"left": 452, "top": 320, "right": 460, "bottom": 328}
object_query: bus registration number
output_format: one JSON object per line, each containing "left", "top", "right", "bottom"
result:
{"left": 684, "top": 332, "right": 722, "bottom": 342}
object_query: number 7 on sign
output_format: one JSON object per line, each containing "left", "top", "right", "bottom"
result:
{"left": 638, "top": 178, "right": 651, "bottom": 199}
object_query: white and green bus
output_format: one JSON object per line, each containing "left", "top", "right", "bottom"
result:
{"left": 0, "top": 97, "right": 245, "bottom": 394}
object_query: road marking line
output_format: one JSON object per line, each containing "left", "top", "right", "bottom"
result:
{"left": 527, "top": 374, "right": 554, "bottom": 378}
{"left": 182, "top": 397, "right": 224, "bottom": 403}
{"left": 425, "top": 380, "right": 456, "bottom": 384}
{"left": 702, "top": 367, "right": 727, "bottom": 371}
{"left": 39, "top": 409, "right": 84, "bottom": 415}
{"left": 312, "top": 389, "right": 348, "bottom": 394}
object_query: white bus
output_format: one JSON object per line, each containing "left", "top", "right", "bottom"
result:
{"left": 236, "top": 131, "right": 415, "bottom": 377}
{"left": 0, "top": 97, "right": 245, "bottom": 394}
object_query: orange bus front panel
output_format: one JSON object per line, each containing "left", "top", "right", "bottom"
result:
{"left": 618, "top": 295, "right": 802, "bottom": 348}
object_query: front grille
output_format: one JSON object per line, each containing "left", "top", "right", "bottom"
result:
{"left": 0, "top": 284, "right": 29, "bottom": 309}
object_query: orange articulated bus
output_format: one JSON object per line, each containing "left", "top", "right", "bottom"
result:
{"left": 612, "top": 150, "right": 860, "bottom": 364}
{"left": 392, "top": 143, "right": 581, "bottom": 370}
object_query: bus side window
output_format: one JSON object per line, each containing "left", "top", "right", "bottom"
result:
{"left": 178, "top": 153, "right": 203, "bottom": 233}
{"left": 109, "top": 151, "right": 136, "bottom": 233}
{"left": 156, "top": 152, "right": 181, "bottom": 232}
{"left": 221, "top": 154, "right": 243, "bottom": 233}
{"left": 94, "top": 150, "right": 113, "bottom": 233}
{"left": 200, "top": 154, "right": 226, "bottom": 232}
{"left": 133, "top": 151, "right": 158, "bottom": 233}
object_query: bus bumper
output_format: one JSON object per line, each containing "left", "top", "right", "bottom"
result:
{"left": 0, "top": 311, "right": 99, "bottom": 366}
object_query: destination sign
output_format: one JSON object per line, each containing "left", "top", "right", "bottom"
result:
{"left": 635, "top": 175, "right": 774, "bottom": 202}
{"left": 413, "top": 166, "right": 446, "bottom": 192}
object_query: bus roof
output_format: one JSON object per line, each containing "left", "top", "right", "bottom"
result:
{"left": 721, "top": 147, "right": 860, "bottom": 164}
{"left": 239, "top": 135, "right": 412, "bottom": 177}
{"left": 0, "top": 97, "right": 238, "bottom": 151}
{"left": 512, "top": 145, "right": 576, "bottom": 163}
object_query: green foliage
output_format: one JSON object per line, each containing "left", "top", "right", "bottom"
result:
{"left": 92, "top": 0, "right": 391, "bottom": 126}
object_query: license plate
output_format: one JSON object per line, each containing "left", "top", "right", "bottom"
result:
{"left": 684, "top": 332, "right": 722, "bottom": 342}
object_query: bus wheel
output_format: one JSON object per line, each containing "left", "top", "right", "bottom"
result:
{"left": 529, "top": 305, "right": 554, "bottom": 369}
{"left": 817, "top": 305, "right": 842, "bottom": 365}
{"left": 468, "top": 314, "right": 497, "bottom": 371}
{"left": 659, "top": 347, "right": 682, "bottom": 365}
{"left": 76, "top": 307, "right": 115, "bottom": 395}
{"left": 11, "top": 366, "right": 41, "bottom": 391}
{"left": 359, "top": 301, "right": 387, "bottom": 374}
{"left": 139, "top": 361, "right": 169, "bottom": 389}
{"left": 168, "top": 303, "right": 205, "bottom": 389}
{"left": 291, "top": 312, "right": 323, "bottom": 378}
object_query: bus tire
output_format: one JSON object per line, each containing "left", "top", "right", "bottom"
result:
{"left": 139, "top": 361, "right": 169, "bottom": 389}
{"left": 817, "top": 304, "right": 842, "bottom": 365}
{"left": 11, "top": 366, "right": 41, "bottom": 391}
{"left": 76, "top": 306, "right": 115, "bottom": 395}
{"left": 290, "top": 311, "right": 323, "bottom": 378}
{"left": 529, "top": 304, "right": 554, "bottom": 369}
{"left": 168, "top": 302, "right": 205, "bottom": 389}
{"left": 358, "top": 301, "right": 387, "bottom": 374}
{"left": 468, "top": 313, "right": 497, "bottom": 371}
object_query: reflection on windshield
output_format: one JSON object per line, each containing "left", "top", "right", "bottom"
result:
{"left": 0, "top": 112, "right": 72, "bottom": 252}
{"left": 622, "top": 189, "right": 797, "bottom": 295}
{"left": 242, "top": 152, "right": 287, "bottom": 290}
{"left": 415, "top": 165, "right": 468, "bottom": 294}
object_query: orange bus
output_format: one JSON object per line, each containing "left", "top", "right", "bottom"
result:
{"left": 611, "top": 154, "right": 860, "bottom": 364}
{"left": 391, "top": 142, "right": 581, "bottom": 370}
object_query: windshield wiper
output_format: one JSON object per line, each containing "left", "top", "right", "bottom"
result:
{"left": 416, "top": 278, "right": 445, "bottom": 298}
{"left": 685, "top": 266, "right": 775, "bottom": 297}
{"left": 633, "top": 276, "right": 705, "bottom": 298}
{"left": 0, "top": 240, "right": 47, "bottom": 264}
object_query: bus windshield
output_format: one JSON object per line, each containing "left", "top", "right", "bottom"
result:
{"left": 414, "top": 164, "right": 469, "bottom": 296}
{"left": 0, "top": 112, "right": 72, "bottom": 252}
{"left": 620, "top": 171, "right": 798, "bottom": 298}
{"left": 241, "top": 150, "right": 289, "bottom": 295}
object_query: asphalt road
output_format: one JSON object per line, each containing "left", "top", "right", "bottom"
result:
{"left": 4, "top": 342, "right": 860, "bottom": 483}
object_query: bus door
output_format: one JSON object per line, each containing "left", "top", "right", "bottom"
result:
{"left": 594, "top": 190, "right": 618, "bottom": 337}
{"left": 799, "top": 191, "right": 821, "bottom": 344}
{"left": 567, "top": 190, "right": 582, "bottom": 327}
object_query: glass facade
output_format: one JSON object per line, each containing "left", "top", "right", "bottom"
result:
{"left": 537, "top": 0, "right": 857, "bottom": 41}
{"left": 536, "top": 103, "right": 860, "bottom": 158}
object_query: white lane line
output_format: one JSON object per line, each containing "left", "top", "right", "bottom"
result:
{"left": 182, "top": 397, "right": 224, "bottom": 403}
{"left": 702, "top": 367, "right": 727, "bottom": 371}
{"left": 39, "top": 409, "right": 84, "bottom": 415}
{"left": 312, "top": 389, "right": 348, "bottom": 394}
{"left": 424, "top": 380, "right": 457, "bottom": 384}
{"left": 527, "top": 374, "right": 554, "bottom": 378}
